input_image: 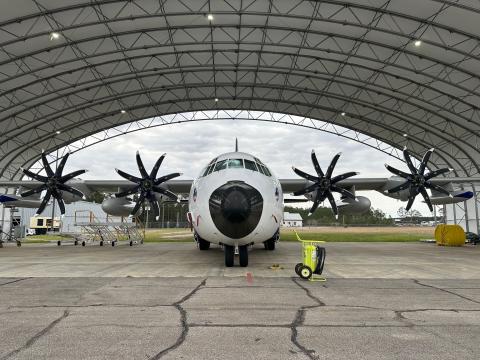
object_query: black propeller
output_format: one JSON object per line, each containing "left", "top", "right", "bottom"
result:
{"left": 114, "top": 152, "right": 181, "bottom": 219}
{"left": 292, "top": 150, "right": 359, "bottom": 216}
{"left": 385, "top": 147, "right": 452, "bottom": 212}
{"left": 21, "top": 152, "right": 86, "bottom": 216}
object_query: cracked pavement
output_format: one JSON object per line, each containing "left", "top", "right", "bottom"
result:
{"left": 0, "top": 242, "right": 479, "bottom": 359}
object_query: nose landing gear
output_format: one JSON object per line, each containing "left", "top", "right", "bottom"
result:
{"left": 224, "top": 244, "right": 249, "bottom": 267}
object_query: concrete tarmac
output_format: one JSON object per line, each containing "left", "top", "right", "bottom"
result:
{"left": 0, "top": 241, "right": 479, "bottom": 359}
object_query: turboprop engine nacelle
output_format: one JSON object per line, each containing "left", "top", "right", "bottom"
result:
{"left": 101, "top": 197, "right": 142, "bottom": 217}
{"left": 337, "top": 196, "right": 371, "bottom": 215}
{"left": 61, "top": 191, "right": 83, "bottom": 204}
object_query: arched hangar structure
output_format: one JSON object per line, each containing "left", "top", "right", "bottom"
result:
{"left": 0, "top": 1, "right": 479, "bottom": 230}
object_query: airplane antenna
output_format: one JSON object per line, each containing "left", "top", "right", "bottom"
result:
{"left": 235, "top": 138, "right": 238, "bottom": 152}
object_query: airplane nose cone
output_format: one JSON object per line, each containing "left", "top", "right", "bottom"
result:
{"left": 209, "top": 181, "right": 263, "bottom": 239}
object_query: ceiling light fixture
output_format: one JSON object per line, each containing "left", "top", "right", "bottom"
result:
{"left": 215, "top": 98, "right": 219, "bottom": 102}
{"left": 49, "top": 32, "right": 61, "bottom": 41}
{"left": 207, "top": 14, "right": 214, "bottom": 21}
{"left": 414, "top": 40, "right": 422, "bottom": 47}
{"left": 341, "top": 112, "right": 346, "bottom": 116}
{"left": 55, "top": 130, "right": 61, "bottom": 134}
{"left": 120, "top": 109, "right": 126, "bottom": 114}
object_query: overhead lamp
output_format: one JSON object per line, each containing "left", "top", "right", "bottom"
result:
{"left": 120, "top": 109, "right": 126, "bottom": 114}
{"left": 215, "top": 98, "right": 219, "bottom": 102}
{"left": 414, "top": 40, "right": 422, "bottom": 47}
{"left": 403, "top": 133, "right": 408, "bottom": 137}
{"left": 207, "top": 14, "right": 214, "bottom": 21}
{"left": 55, "top": 130, "right": 61, "bottom": 135}
{"left": 341, "top": 112, "right": 346, "bottom": 116}
{"left": 49, "top": 32, "right": 61, "bottom": 41}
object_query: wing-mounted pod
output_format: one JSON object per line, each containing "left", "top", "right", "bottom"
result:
{"left": 292, "top": 150, "right": 359, "bottom": 216}
{"left": 114, "top": 152, "right": 181, "bottom": 219}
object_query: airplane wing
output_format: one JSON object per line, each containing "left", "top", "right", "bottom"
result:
{"left": 279, "top": 177, "right": 480, "bottom": 194}
{"left": 0, "top": 179, "right": 194, "bottom": 195}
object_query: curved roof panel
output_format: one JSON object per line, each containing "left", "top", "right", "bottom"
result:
{"left": 0, "top": 0, "right": 479, "bottom": 179}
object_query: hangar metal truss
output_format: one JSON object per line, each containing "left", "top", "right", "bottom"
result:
{"left": 0, "top": 0, "right": 479, "bottom": 229}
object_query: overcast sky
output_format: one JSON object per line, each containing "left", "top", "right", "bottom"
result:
{"left": 62, "top": 119, "right": 431, "bottom": 217}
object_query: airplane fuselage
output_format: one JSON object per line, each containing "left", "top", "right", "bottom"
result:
{"left": 188, "top": 151, "right": 284, "bottom": 247}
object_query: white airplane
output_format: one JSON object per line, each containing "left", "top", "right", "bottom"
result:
{"left": 1, "top": 144, "right": 478, "bottom": 267}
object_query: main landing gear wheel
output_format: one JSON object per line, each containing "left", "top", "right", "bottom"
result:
{"left": 264, "top": 238, "right": 275, "bottom": 251}
{"left": 299, "top": 265, "right": 313, "bottom": 280}
{"left": 57, "top": 240, "right": 61, "bottom": 246}
{"left": 81, "top": 241, "right": 86, "bottom": 247}
{"left": 99, "top": 240, "right": 104, "bottom": 247}
{"left": 239, "top": 245, "right": 248, "bottom": 267}
{"left": 224, "top": 245, "right": 234, "bottom": 267}
{"left": 74, "top": 240, "right": 78, "bottom": 246}
{"left": 129, "top": 240, "right": 133, "bottom": 246}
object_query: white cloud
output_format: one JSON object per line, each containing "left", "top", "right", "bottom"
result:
{"left": 63, "top": 120, "right": 431, "bottom": 217}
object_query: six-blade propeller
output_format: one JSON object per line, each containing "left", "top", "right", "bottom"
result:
{"left": 385, "top": 147, "right": 451, "bottom": 212}
{"left": 292, "top": 150, "right": 358, "bottom": 216}
{"left": 21, "top": 152, "right": 86, "bottom": 215}
{"left": 114, "top": 152, "right": 181, "bottom": 218}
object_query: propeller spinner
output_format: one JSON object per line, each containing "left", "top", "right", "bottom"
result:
{"left": 114, "top": 152, "right": 181, "bottom": 219}
{"left": 292, "top": 150, "right": 358, "bottom": 216}
{"left": 385, "top": 147, "right": 451, "bottom": 212}
{"left": 21, "top": 152, "right": 86, "bottom": 215}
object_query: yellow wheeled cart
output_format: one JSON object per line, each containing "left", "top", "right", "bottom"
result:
{"left": 294, "top": 230, "right": 326, "bottom": 282}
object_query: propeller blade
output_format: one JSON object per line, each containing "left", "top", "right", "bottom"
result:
{"left": 150, "top": 153, "right": 166, "bottom": 179}
{"left": 154, "top": 172, "right": 182, "bottom": 185}
{"left": 308, "top": 195, "right": 321, "bottom": 216}
{"left": 21, "top": 184, "right": 47, "bottom": 198}
{"left": 385, "top": 164, "right": 410, "bottom": 179}
{"left": 419, "top": 187, "right": 433, "bottom": 212}
{"left": 60, "top": 169, "right": 86, "bottom": 183}
{"left": 424, "top": 182, "right": 451, "bottom": 196}
{"left": 330, "top": 185, "right": 355, "bottom": 199}
{"left": 311, "top": 150, "right": 324, "bottom": 177}
{"left": 136, "top": 151, "right": 149, "bottom": 178}
{"left": 424, "top": 168, "right": 451, "bottom": 180}
{"left": 115, "top": 169, "right": 142, "bottom": 183}
{"left": 405, "top": 196, "right": 415, "bottom": 212}
{"left": 418, "top": 148, "right": 433, "bottom": 175}
{"left": 131, "top": 193, "right": 145, "bottom": 216}
{"left": 115, "top": 186, "right": 140, "bottom": 198}
{"left": 403, "top": 148, "right": 417, "bottom": 174}
{"left": 57, "top": 183, "right": 84, "bottom": 198}
{"left": 292, "top": 167, "right": 318, "bottom": 182}
{"left": 292, "top": 183, "right": 318, "bottom": 196}
{"left": 152, "top": 186, "right": 178, "bottom": 201}
{"left": 326, "top": 191, "right": 338, "bottom": 215}
{"left": 325, "top": 152, "right": 341, "bottom": 179}
{"left": 41, "top": 152, "right": 54, "bottom": 177}
{"left": 386, "top": 181, "right": 411, "bottom": 194}
{"left": 149, "top": 199, "right": 160, "bottom": 220}
{"left": 36, "top": 190, "right": 52, "bottom": 215}
{"left": 55, "top": 152, "right": 70, "bottom": 177}
{"left": 331, "top": 171, "right": 359, "bottom": 184}
{"left": 22, "top": 168, "right": 48, "bottom": 182}
{"left": 57, "top": 197, "right": 66, "bottom": 215}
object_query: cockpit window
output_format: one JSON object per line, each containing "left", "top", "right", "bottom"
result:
{"left": 214, "top": 160, "right": 228, "bottom": 172}
{"left": 244, "top": 159, "right": 257, "bottom": 171}
{"left": 228, "top": 159, "right": 243, "bottom": 168}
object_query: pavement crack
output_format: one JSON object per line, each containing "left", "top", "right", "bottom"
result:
{"left": 289, "top": 277, "right": 325, "bottom": 360}
{"left": 414, "top": 279, "right": 480, "bottom": 304}
{"left": 0, "top": 309, "right": 69, "bottom": 360}
{"left": 149, "top": 278, "right": 206, "bottom": 360}
{"left": 0, "top": 278, "right": 29, "bottom": 287}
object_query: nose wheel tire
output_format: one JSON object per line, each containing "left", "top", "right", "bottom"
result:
{"left": 198, "top": 237, "right": 210, "bottom": 250}
{"left": 224, "top": 245, "right": 234, "bottom": 267}
{"left": 264, "top": 238, "right": 275, "bottom": 251}
{"left": 239, "top": 245, "right": 248, "bottom": 267}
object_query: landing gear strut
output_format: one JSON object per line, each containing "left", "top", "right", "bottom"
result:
{"left": 195, "top": 232, "right": 210, "bottom": 250}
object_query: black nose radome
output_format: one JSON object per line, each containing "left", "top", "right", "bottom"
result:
{"left": 209, "top": 181, "right": 263, "bottom": 239}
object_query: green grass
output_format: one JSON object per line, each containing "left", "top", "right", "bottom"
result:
{"left": 21, "top": 234, "right": 73, "bottom": 243}
{"left": 280, "top": 232, "right": 427, "bottom": 242}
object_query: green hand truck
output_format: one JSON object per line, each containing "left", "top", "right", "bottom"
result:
{"left": 294, "top": 230, "right": 326, "bottom": 281}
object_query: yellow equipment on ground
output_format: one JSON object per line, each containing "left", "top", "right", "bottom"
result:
{"left": 293, "top": 230, "right": 327, "bottom": 282}
{"left": 434, "top": 224, "right": 465, "bottom": 246}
